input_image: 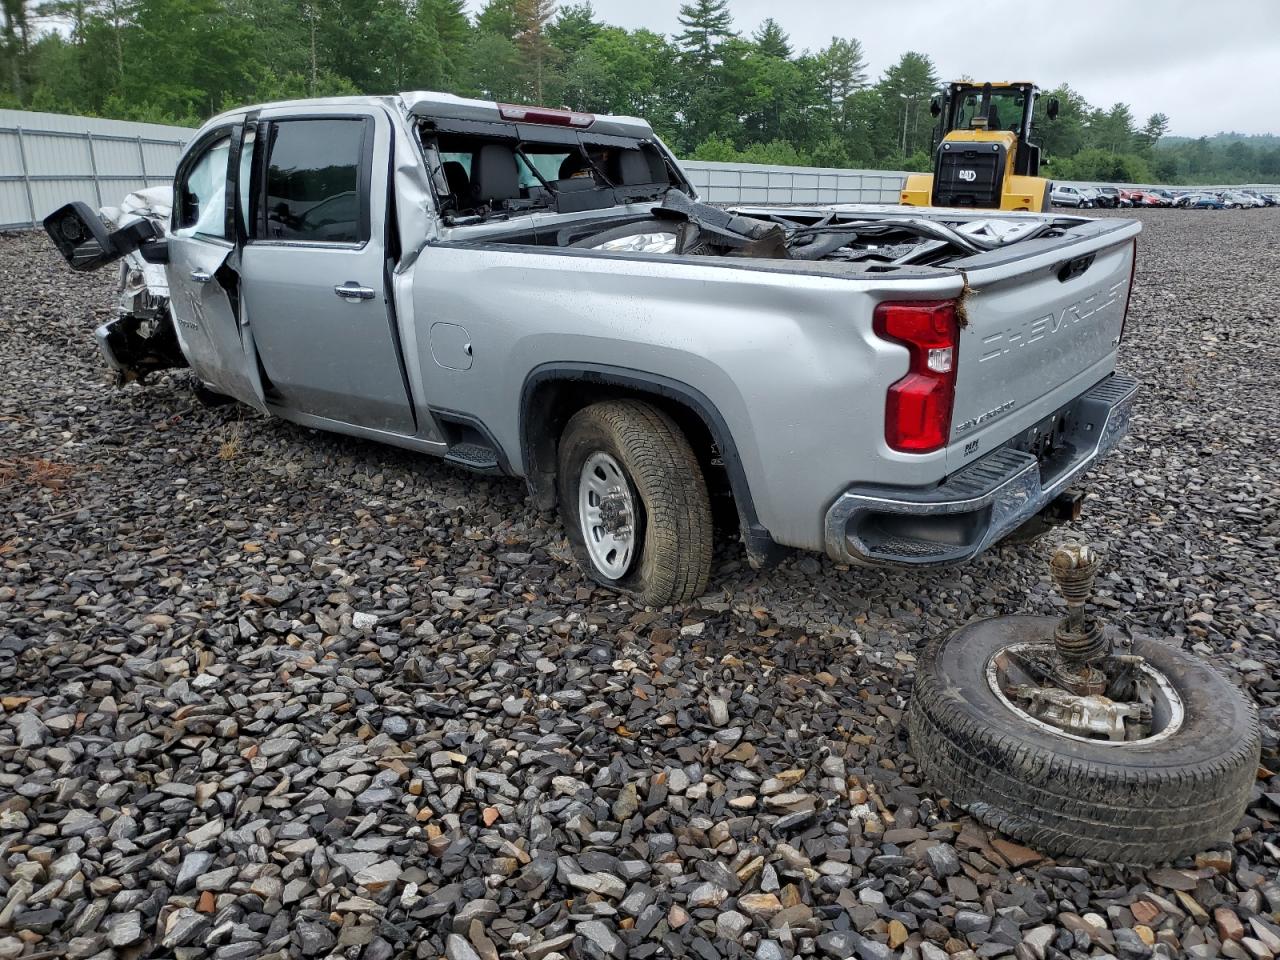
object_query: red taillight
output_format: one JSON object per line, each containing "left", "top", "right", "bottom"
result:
{"left": 497, "top": 103, "right": 594, "bottom": 128}
{"left": 873, "top": 300, "right": 959, "bottom": 453}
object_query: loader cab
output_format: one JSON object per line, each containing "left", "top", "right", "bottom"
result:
{"left": 941, "top": 82, "right": 1050, "bottom": 177}
{"left": 902, "top": 80, "right": 1058, "bottom": 212}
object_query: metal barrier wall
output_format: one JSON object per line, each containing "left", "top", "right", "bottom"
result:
{"left": 2, "top": 109, "right": 1277, "bottom": 229}
{"left": 0, "top": 110, "right": 190, "bottom": 230}
{"left": 680, "top": 160, "right": 908, "bottom": 204}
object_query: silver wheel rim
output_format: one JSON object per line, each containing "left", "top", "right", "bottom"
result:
{"left": 578, "top": 451, "right": 637, "bottom": 580}
{"left": 986, "top": 641, "right": 1185, "bottom": 746}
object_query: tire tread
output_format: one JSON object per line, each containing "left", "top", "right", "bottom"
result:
{"left": 908, "top": 627, "right": 1260, "bottom": 863}
{"left": 558, "top": 400, "right": 713, "bottom": 606}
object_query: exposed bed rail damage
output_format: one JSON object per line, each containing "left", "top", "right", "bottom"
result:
{"left": 494, "top": 191, "right": 1079, "bottom": 270}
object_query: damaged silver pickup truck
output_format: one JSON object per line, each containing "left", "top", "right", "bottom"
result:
{"left": 45, "top": 92, "right": 1141, "bottom": 605}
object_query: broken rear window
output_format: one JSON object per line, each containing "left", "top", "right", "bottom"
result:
{"left": 421, "top": 123, "right": 681, "bottom": 222}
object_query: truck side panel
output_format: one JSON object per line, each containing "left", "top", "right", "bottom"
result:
{"left": 406, "top": 245, "right": 962, "bottom": 551}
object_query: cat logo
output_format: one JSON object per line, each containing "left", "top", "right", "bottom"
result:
{"left": 958, "top": 169, "right": 977, "bottom": 182}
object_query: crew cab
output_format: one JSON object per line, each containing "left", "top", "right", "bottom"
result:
{"left": 44, "top": 93, "right": 1141, "bottom": 605}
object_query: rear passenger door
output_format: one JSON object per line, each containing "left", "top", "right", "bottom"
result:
{"left": 239, "top": 106, "right": 415, "bottom": 434}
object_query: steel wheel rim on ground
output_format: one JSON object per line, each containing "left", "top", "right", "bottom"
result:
{"left": 577, "top": 451, "right": 637, "bottom": 579}
{"left": 985, "top": 640, "right": 1186, "bottom": 746}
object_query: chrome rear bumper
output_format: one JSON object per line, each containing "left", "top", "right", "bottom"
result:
{"left": 824, "top": 373, "right": 1139, "bottom": 567}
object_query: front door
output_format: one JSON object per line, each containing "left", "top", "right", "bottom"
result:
{"left": 166, "top": 125, "right": 262, "bottom": 408}
{"left": 238, "top": 108, "right": 415, "bottom": 434}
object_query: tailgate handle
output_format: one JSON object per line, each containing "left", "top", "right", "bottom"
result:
{"left": 1057, "top": 253, "right": 1095, "bottom": 283}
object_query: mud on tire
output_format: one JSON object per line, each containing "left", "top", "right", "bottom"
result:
{"left": 908, "top": 615, "right": 1260, "bottom": 864}
{"left": 557, "top": 400, "right": 713, "bottom": 606}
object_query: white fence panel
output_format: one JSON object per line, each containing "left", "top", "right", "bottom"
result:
{"left": 679, "top": 160, "right": 912, "bottom": 205}
{"left": 1, "top": 110, "right": 191, "bottom": 229}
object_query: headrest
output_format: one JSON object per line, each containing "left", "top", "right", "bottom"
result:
{"left": 472, "top": 144, "right": 520, "bottom": 206}
{"left": 558, "top": 153, "right": 590, "bottom": 180}
{"left": 441, "top": 160, "right": 471, "bottom": 200}
{"left": 611, "top": 150, "right": 654, "bottom": 185}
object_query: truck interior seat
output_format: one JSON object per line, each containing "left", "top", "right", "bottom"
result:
{"left": 472, "top": 144, "right": 520, "bottom": 208}
{"left": 609, "top": 150, "right": 654, "bottom": 185}
{"left": 441, "top": 161, "right": 471, "bottom": 204}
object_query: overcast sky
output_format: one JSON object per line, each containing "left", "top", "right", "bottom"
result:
{"left": 515, "top": 0, "right": 1280, "bottom": 137}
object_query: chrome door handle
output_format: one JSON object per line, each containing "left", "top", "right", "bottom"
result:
{"left": 190, "top": 270, "right": 212, "bottom": 283}
{"left": 334, "top": 282, "right": 376, "bottom": 301}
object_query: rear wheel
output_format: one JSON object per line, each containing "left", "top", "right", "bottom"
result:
{"left": 557, "top": 400, "right": 713, "bottom": 606}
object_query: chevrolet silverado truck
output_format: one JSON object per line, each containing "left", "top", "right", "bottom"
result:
{"left": 44, "top": 92, "right": 1141, "bottom": 606}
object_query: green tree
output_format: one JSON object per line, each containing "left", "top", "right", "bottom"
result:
{"left": 558, "top": 27, "right": 677, "bottom": 129}
{"left": 6, "top": 0, "right": 1277, "bottom": 187}
{"left": 752, "top": 17, "right": 790, "bottom": 59}
{"left": 513, "top": 0, "right": 555, "bottom": 101}
{"left": 475, "top": 0, "right": 519, "bottom": 40}
{"left": 547, "top": 1, "right": 601, "bottom": 59}
{"left": 875, "top": 51, "right": 938, "bottom": 159}
{"left": 1088, "top": 102, "right": 1137, "bottom": 154}
{"left": 1035, "top": 84, "right": 1086, "bottom": 159}
{"left": 1137, "top": 111, "right": 1169, "bottom": 152}
{"left": 464, "top": 30, "right": 523, "bottom": 101}
{"left": 417, "top": 0, "right": 470, "bottom": 89}
{"left": 740, "top": 48, "right": 820, "bottom": 146}
{"left": 815, "top": 37, "right": 867, "bottom": 117}
{"left": 108, "top": 0, "right": 258, "bottom": 122}
{"left": 1, "top": 0, "right": 33, "bottom": 101}
{"left": 670, "top": 1, "right": 738, "bottom": 150}
{"left": 674, "top": 0, "right": 732, "bottom": 67}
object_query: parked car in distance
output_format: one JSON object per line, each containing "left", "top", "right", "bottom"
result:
{"left": 1050, "top": 184, "right": 1091, "bottom": 207}
{"left": 1093, "top": 186, "right": 1121, "bottom": 208}
{"left": 1222, "top": 191, "right": 1261, "bottom": 208}
{"left": 1128, "top": 190, "right": 1167, "bottom": 208}
{"left": 1181, "top": 193, "right": 1226, "bottom": 209}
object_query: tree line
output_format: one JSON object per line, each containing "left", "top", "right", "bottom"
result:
{"left": 2, "top": 0, "right": 1276, "bottom": 184}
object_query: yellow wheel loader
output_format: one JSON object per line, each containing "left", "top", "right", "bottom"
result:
{"left": 901, "top": 81, "right": 1059, "bottom": 212}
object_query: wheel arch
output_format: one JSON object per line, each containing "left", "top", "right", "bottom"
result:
{"left": 518, "top": 363, "right": 779, "bottom": 564}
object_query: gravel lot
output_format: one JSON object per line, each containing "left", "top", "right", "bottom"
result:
{"left": 1, "top": 208, "right": 1277, "bottom": 960}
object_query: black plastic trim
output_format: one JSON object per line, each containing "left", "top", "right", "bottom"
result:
{"left": 429, "top": 407, "right": 512, "bottom": 476}
{"left": 380, "top": 118, "right": 417, "bottom": 433}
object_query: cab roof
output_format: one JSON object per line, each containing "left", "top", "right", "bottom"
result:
{"left": 199, "top": 91, "right": 657, "bottom": 142}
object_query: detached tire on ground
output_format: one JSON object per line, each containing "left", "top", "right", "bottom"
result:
{"left": 557, "top": 400, "right": 713, "bottom": 606}
{"left": 908, "top": 615, "right": 1260, "bottom": 864}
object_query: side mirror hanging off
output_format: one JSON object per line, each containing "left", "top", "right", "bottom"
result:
{"left": 139, "top": 239, "right": 169, "bottom": 264}
{"left": 42, "top": 201, "right": 163, "bottom": 272}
